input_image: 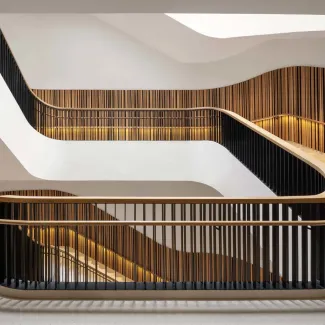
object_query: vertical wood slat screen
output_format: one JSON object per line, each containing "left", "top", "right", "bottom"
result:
{"left": 2, "top": 190, "right": 259, "bottom": 283}
{"left": 33, "top": 66, "right": 325, "bottom": 152}
{"left": 33, "top": 66, "right": 325, "bottom": 121}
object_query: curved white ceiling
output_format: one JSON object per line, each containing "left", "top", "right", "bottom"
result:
{"left": 166, "top": 14, "right": 325, "bottom": 38}
{"left": 2, "top": 14, "right": 325, "bottom": 89}
{"left": 94, "top": 14, "right": 325, "bottom": 63}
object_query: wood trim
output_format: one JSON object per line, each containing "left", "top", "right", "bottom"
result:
{"left": 1, "top": 219, "right": 325, "bottom": 226}
{"left": 252, "top": 114, "right": 325, "bottom": 126}
{"left": 0, "top": 194, "right": 325, "bottom": 204}
{"left": 0, "top": 286, "right": 324, "bottom": 301}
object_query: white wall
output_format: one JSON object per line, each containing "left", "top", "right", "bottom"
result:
{"left": 0, "top": 74, "right": 274, "bottom": 198}
{"left": 1, "top": 14, "right": 325, "bottom": 89}
{"left": 0, "top": 72, "right": 278, "bottom": 252}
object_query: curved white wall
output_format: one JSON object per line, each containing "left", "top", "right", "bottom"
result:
{"left": 1, "top": 14, "right": 325, "bottom": 89}
{"left": 0, "top": 70, "right": 278, "bottom": 252}
{"left": 0, "top": 73, "right": 274, "bottom": 198}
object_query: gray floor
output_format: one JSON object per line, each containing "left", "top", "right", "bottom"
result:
{"left": 0, "top": 299, "right": 324, "bottom": 325}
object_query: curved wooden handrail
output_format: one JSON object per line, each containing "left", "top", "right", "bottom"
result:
{"left": 252, "top": 113, "right": 325, "bottom": 126}
{"left": 0, "top": 193, "right": 325, "bottom": 203}
{"left": 1, "top": 219, "right": 324, "bottom": 227}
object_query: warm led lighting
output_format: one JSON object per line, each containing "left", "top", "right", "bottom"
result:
{"left": 165, "top": 14, "right": 325, "bottom": 38}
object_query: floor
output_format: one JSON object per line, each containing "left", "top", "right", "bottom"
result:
{"left": 0, "top": 299, "right": 324, "bottom": 325}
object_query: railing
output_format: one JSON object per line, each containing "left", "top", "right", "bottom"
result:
{"left": 253, "top": 114, "right": 325, "bottom": 153}
{"left": 47, "top": 246, "right": 115, "bottom": 283}
{"left": 0, "top": 28, "right": 218, "bottom": 141}
{"left": 0, "top": 196, "right": 324, "bottom": 300}
{"left": 1, "top": 27, "right": 325, "bottom": 300}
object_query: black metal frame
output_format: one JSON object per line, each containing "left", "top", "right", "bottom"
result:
{"left": 0, "top": 201, "right": 324, "bottom": 292}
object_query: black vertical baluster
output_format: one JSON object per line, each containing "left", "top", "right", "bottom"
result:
{"left": 199, "top": 204, "right": 203, "bottom": 285}
{"left": 75, "top": 204, "right": 78, "bottom": 289}
{"left": 163, "top": 204, "right": 167, "bottom": 289}
{"left": 251, "top": 204, "right": 256, "bottom": 289}
{"left": 242, "top": 204, "right": 247, "bottom": 289}
{"left": 124, "top": 204, "right": 126, "bottom": 289}
{"left": 218, "top": 204, "right": 222, "bottom": 287}
{"left": 4, "top": 204, "right": 8, "bottom": 287}
{"left": 222, "top": 204, "right": 227, "bottom": 289}
{"left": 311, "top": 203, "right": 320, "bottom": 289}
{"left": 194, "top": 204, "right": 197, "bottom": 287}
{"left": 133, "top": 204, "right": 137, "bottom": 287}
{"left": 190, "top": 204, "right": 194, "bottom": 287}
{"left": 55, "top": 226, "right": 58, "bottom": 289}
{"left": 104, "top": 204, "right": 107, "bottom": 289}
{"left": 247, "top": 204, "right": 251, "bottom": 289}
{"left": 282, "top": 204, "right": 289, "bottom": 288}
{"left": 10, "top": 203, "right": 14, "bottom": 288}
{"left": 180, "top": 204, "right": 184, "bottom": 289}
{"left": 320, "top": 203, "right": 325, "bottom": 289}
{"left": 114, "top": 204, "right": 117, "bottom": 289}
{"left": 173, "top": 204, "right": 177, "bottom": 287}
{"left": 85, "top": 205, "right": 89, "bottom": 289}
{"left": 48, "top": 222, "right": 51, "bottom": 289}
{"left": 172, "top": 204, "right": 176, "bottom": 287}
{"left": 213, "top": 204, "right": 218, "bottom": 289}
{"left": 209, "top": 204, "right": 213, "bottom": 288}
{"left": 22, "top": 224, "right": 26, "bottom": 289}
{"left": 153, "top": 204, "right": 157, "bottom": 289}
{"left": 44, "top": 212, "right": 48, "bottom": 289}
{"left": 301, "top": 203, "right": 309, "bottom": 288}
{"left": 64, "top": 205, "right": 68, "bottom": 289}
{"left": 291, "top": 204, "right": 299, "bottom": 288}
{"left": 203, "top": 204, "right": 207, "bottom": 288}
{"left": 232, "top": 204, "right": 237, "bottom": 289}
{"left": 227, "top": 204, "right": 232, "bottom": 289}
{"left": 272, "top": 204, "right": 280, "bottom": 289}
{"left": 237, "top": 204, "right": 241, "bottom": 289}
{"left": 143, "top": 204, "right": 146, "bottom": 286}
{"left": 262, "top": 204, "right": 270, "bottom": 289}
{"left": 95, "top": 204, "right": 98, "bottom": 290}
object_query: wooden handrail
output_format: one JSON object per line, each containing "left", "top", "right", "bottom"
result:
{"left": 252, "top": 113, "right": 325, "bottom": 126}
{"left": 1, "top": 219, "right": 324, "bottom": 226}
{"left": 0, "top": 194, "right": 324, "bottom": 204}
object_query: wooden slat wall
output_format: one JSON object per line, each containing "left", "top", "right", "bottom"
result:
{"left": 33, "top": 66, "right": 325, "bottom": 121}
{"left": 1, "top": 190, "right": 265, "bottom": 283}
{"left": 33, "top": 66, "right": 325, "bottom": 151}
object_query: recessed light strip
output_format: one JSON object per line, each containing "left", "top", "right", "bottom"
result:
{"left": 165, "top": 14, "right": 325, "bottom": 38}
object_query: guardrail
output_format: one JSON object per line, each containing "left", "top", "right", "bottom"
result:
{"left": 0, "top": 196, "right": 324, "bottom": 300}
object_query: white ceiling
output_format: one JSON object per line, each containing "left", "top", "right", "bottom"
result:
{"left": 166, "top": 14, "right": 325, "bottom": 38}
{"left": 2, "top": 14, "right": 325, "bottom": 89}
{"left": 0, "top": 0, "right": 325, "bottom": 14}
{"left": 94, "top": 14, "right": 325, "bottom": 63}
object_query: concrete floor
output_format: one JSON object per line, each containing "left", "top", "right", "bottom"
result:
{"left": 0, "top": 299, "right": 324, "bottom": 325}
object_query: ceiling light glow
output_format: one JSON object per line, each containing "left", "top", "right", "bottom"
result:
{"left": 165, "top": 14, "right": 325, "bottom": 38}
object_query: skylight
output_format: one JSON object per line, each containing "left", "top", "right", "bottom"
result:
{"left": 165, "top": 14, "right": 325, "bottom": 38}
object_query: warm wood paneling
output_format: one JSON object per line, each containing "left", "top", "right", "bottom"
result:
{"left": 2, "top": 190, "right": 263, "bottom": 283}
{"left": 33, "top": 66, "right": 325, "bottom": 121}
{"left": 33, "top": 66, "right": 325, "bottom": 151}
